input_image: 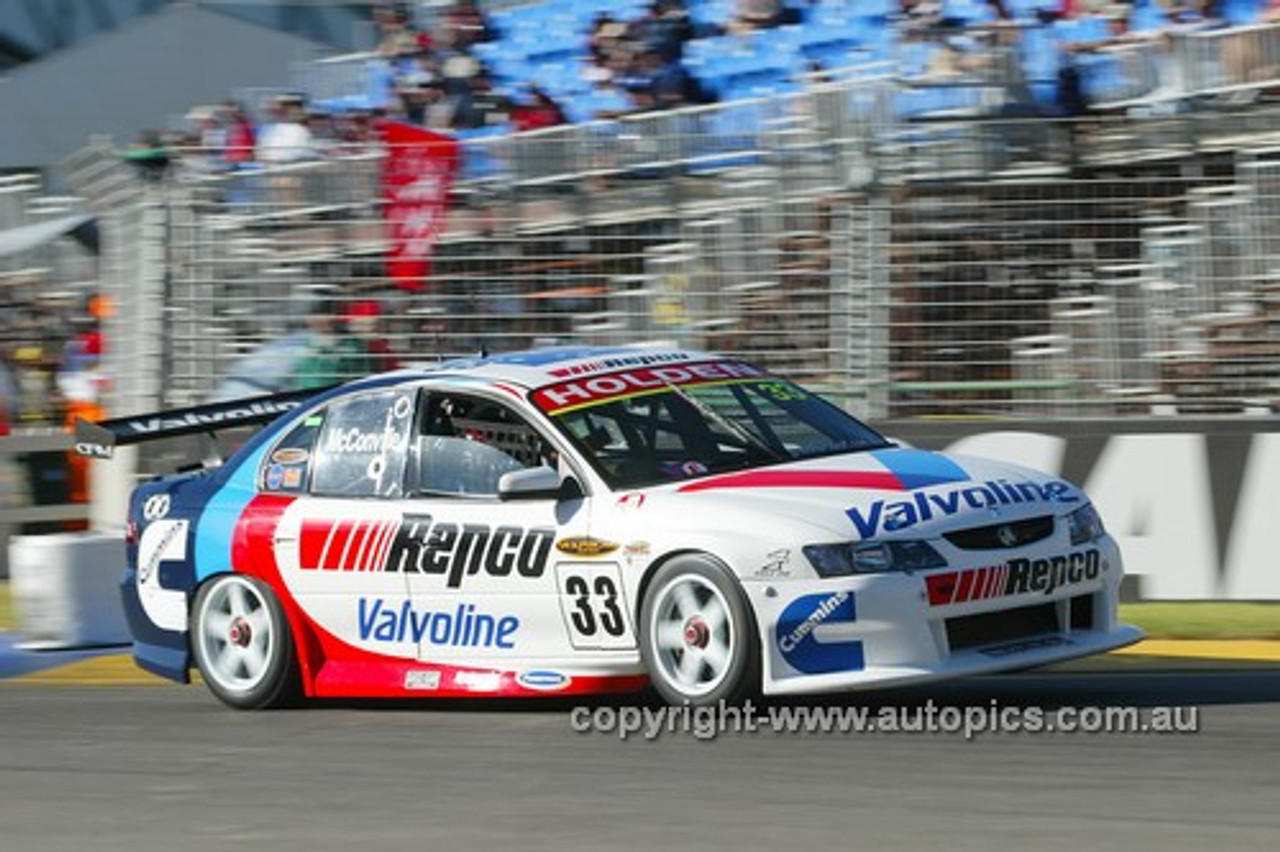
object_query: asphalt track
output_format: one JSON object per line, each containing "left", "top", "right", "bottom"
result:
{"left": 3, "top": 662, "right": 1280, "bottom": 852}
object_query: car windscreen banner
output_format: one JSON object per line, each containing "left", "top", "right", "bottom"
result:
{"left": 379, "top": 120, "right": 460, "bottom": 293}
{"left": 531, "top": 360, "right": 768, "bottom": 414}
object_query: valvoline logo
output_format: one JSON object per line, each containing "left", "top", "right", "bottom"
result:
{"left": 517, "top": 670, "right": 571, "bottom": 691}
{"left": 847, "top": 479, "right": 1079, "bottom": 539}
{"left": 775, "top": 592, "right": 864, "bottom": 674}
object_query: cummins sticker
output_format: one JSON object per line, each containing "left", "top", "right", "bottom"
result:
{"left": 775, "top": 591, "right": 865, "bottom": 674}
{"left": 135, "top": 519, "right": 190, "bottom": 632}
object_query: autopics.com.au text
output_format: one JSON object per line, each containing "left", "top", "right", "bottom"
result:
{"left": 570, "top": 699, "right": 1200, "bottom": 741}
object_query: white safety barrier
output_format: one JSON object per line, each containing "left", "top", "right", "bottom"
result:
{"left": 8, "top": 532, "right": 130, "bottom": 649}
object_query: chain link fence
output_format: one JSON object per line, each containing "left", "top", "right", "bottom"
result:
{"left": 54, "top": 71, "right": 1280, "bottom": 421}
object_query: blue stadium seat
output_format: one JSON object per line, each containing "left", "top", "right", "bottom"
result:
{"left": 943, "top": 0, "right": 997, "bottom": 25}
{"left": 1021, "top": 25, "right": 1061, "bottom": 83}
{"left": 897, "top": 39, "right": 942, "bottom": 78}
{"left": 1007, "top": 0, "right": 1055, "bottom": 19}
{"left": 1076, "top": 51, "right": 1126, "bottom": 103}
{"left": 1222, "top": 0, "right": 1265, "bottom": 25}
{"left": 1053, "top": 15, "right": 1110, "bottom": 47}
{"left": 456, "top": 124, "right": 511, "bottom": 182}
{"left": 1131, "top": 3, "right": 1168, "bottom": 32}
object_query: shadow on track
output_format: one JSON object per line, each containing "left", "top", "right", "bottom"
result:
{"left": 306, "top": 666, "right": 1280, "bottom": 714}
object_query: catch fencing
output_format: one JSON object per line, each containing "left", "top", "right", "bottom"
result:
{"left": 58, "top": 71, "right": 1280, "bottom": 422}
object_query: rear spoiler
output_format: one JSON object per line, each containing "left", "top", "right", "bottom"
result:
{"left": 73, "top": 387, "right": 334, "bottom": 461}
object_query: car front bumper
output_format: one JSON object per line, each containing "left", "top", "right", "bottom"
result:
{"left": 745, "top": 539, "right": 1143, "bottom": 696}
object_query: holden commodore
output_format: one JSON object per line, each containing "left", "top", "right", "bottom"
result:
{"left": 76, "top": 346, "right": 1142, "bottom": 709}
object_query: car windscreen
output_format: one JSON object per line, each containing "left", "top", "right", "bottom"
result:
{"left": 530, "top": 360, "right": 889, "bottom": 489}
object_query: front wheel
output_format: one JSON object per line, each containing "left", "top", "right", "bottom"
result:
{"left": 190, "top": 574, "right": 301, "bottom": 710}
{"left": 639, "top": 555, "right": 758, "bottom": 706}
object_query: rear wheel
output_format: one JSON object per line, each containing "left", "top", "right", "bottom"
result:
{"left": 190, "top": 574, "right": 300, "bottom": 710}
{"left": 640, "top": 555, "right": 758, "bottom": 706}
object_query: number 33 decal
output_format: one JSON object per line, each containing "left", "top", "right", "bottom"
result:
{"left": 557, "top": 564, "right": 635, "bottom": 650}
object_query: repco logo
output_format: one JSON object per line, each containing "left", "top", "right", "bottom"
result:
{"left": 386, "top": 515, "right": 554, "bottom": 588}
{"left": 298, "top": 514, "right": 554, "bottom": 589}
{"left": 1006, "top": 549, "right": 1103, "bottom": 596}
{"left": 926, "top": 549, "right": 1104, "bottom": 607}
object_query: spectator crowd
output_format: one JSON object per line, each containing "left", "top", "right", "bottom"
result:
{"left": 120, "top": 0, "right": 1280, "bottom": 178}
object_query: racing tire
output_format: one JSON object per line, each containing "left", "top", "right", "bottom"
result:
{"left": 640, "top": 555, "right": 759, "bottom": 707}
{"left": 190, "top": 574, "right": 301, "bottom": 710}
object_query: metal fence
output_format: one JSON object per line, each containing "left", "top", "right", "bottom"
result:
{"left": 51, "top": 68, "right": 1280, "bottom": 422}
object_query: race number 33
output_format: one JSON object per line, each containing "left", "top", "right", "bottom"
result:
{"left": 556, "top": 563, "right": 635, "bottom": 650}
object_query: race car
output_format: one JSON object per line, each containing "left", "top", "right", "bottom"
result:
{"left": 76, "top": 346, "right": 1142, "bottom": 709}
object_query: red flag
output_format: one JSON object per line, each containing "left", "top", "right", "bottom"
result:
{"left": 379, "top": 121, "right": 461, "bottom": 292}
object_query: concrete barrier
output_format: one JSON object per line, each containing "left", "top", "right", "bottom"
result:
{"left": 7, "top": 532, "right": 130, "bottom": 648}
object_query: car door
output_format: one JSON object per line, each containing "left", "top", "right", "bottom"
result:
{"left": 395, "top": 389, "right": 631, "bottom": 672}
{"left": 267, "top": 386, "right": 418, "bottom": 661}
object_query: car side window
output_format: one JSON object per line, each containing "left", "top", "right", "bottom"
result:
{"left": 260, "top": 409, "right": 325, "bottom": 494}
{"left": 409, "top": 393, "right": 551, "bottom": 497}
{"left": 311, "top": 389, "right": 415, "bottom": 498}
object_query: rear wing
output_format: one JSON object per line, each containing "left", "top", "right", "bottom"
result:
{"left": 73, "top": 387, "right": 332, "bottom": 461}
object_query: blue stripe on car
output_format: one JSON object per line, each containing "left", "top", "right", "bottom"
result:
{"left": 193, "top": 443, "right": 270, "bottom": 581}
{"left": 190, "top": 374, "right": 405, "bottom": 581}
{"left": 872, "top": 448, "right": 969, "bottom": 490}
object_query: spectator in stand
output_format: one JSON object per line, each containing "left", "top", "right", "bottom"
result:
{"left": 452, "top": 68, "right": 512, "bottom": 130}
{"left": 511, "top": 87, "right": 568, "bottom": 132}
{"left": 895, "top": 0, "right": 946, "bottom": 33}
{"left": 444, "top": 0, "right": 497, "bottom": 49}
{"left": 634, "top": 48, "right": 709, "bottom": 109}
{"left": 343, "top": 299, "right": 398, "bottom": 374}
{"left": 439, "top": 49, "right": 482, "bottom": 96}
{"left": 1174, "top": 0, "right": 1227, "bottom": 26}
{"left": 292, "top": 305, "right": 367, "bottom": 390}
{"left": 630, "top": 0, "right": 696, "bottom": 63}
{"left": 588, "top": 13, "right": 630, "bottom": 78}
{"left": 303, "top": 109, "right": 340, "bottom": 156}
{"left": 419, "top": 79, "right": 462, "bottom": 131}
{"left": 374, "top": 3, "right": 422, "bottom": 58}
{"left": 180, "top": 106, "right": 227, "bottom": 176}
{"left": 221, "top": 100, "right": 256, "bottom": 167}
{"left": 727, "top": 0, "right": 785, "bottom": 34}
{"left": 399, "top": 78, "right": 431, "bottom": 126}
{"left": 123, "top": 130, "right": 171, "bottom": 180}
{"left": 332, "top": 109, "right": 380, "bottom": 154}
{"left": 256, "top": 95, "right": 317, "bottom": 163}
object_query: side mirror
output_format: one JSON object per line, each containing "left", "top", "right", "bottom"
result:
{"left": 497, "top": 466, "right": 562, "bottom": 501}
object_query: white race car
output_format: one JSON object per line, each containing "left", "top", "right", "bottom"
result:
{"left": 77, "top": 346, "right": 1142, "bottom": 709}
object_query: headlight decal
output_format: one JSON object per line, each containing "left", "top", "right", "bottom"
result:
{"left": 1067, "top": 503, "right": 1107, "bottom": 546}
{"left": 803, "top": 540, "right": 947, "bottom": 577}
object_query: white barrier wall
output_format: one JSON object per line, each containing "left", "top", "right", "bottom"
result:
{"left": 883, "top": 420, "right": 1280, "bottom": 600}
{"left": 8, "top": 531, "right": 130, "bottom": 647}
